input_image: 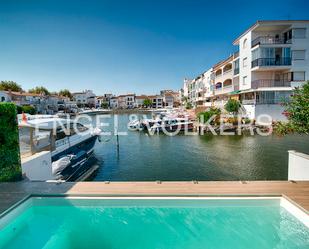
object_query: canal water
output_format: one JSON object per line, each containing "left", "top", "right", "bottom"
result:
{"left": 89, "top": 114, "right": 309, "bottom": 181}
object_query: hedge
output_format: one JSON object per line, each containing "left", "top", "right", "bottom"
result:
{"left": 16, "top": 105, "right": 36, "bottom": 115}
{"left": 0, "top": 103, "right": 22, "bottom": 181}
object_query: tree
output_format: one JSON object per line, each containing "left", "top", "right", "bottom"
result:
{"left": 198, "top": 108, "right": 221, "bottom": 124}
{"left": 29, "top": 86, "right": 50, "bottom": 96}
{"left": 143, "top": 99, "right": 152, "bottom": 108}
{"left": 59, "top": 89, "right": 72, "bottom": 99}
{"left": 275, "top": 81, "right": 309, "bottom": 134}
{"left": 0, "top": 81, "right": 23, "bottom": 92}
{"left": 185, "top": 102, "right": 193, "bottom": 109}
{"left": 224, "top": 99, "right": 240, "bottom": 115}
{"left": 101, "top": 102, "right": 109, "bottom": 109}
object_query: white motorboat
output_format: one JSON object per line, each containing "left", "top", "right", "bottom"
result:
{"left": 19, "top": 115, "right": 101, "bottom": 181}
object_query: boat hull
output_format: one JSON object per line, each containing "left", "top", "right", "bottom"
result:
{"left": 52, "top": 135, "right": 98, "bottom": 181}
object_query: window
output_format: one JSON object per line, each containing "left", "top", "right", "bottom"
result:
{"left": 292, "top": 72, "right": 306, "bottom": 81}
{"left": 292, "top": 50, "right": 306, "bottom": 60}
{"left": 242, "top": 76, "right": 248, "bottom": 85}
{"left": 243, "top": 57, "right": 248, "bottom": 68}
{"left": 293, "top": 28, "right": 306, "bottom": 38}
{"left": 1, "top": 97, "right": 5, "bottom": 102}
{"left": 243, "top": 38, "right": 247, "bottom": 49}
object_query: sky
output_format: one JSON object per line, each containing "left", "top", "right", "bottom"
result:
{"left": 0, "top": 0, "right": 309, "bottom": 95}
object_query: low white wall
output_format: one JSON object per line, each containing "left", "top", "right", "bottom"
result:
{"left": 288, "top": 150, "right": 309, "bottom": 181}
{"left": 242, "top": 104, "right": 255, "bottom": 120}
{"left": 255, "top": 104, "right": 287, "bottom": 122}
{"left": 21, "top": 151, "right": 54, "bottom": 181}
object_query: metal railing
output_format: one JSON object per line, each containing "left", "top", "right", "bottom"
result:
{"left": 251, "top": 36, "right": 292, "bottom": 47}
{"left": 251, "top": 57, "right": 291, "bottom": 68}
{"left": 251, "top": 79, "right": 291, "bottom": 89}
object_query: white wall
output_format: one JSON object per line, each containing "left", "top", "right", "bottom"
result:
{"left": 291, "top": 23, "right": 309, "bottom": 82}
{"left": 0, "top": 91, "right": 10, "bottom": 102}
{"left": 238, "top": 32, "right": 252, "bottom": 90}
{"left": 255, "top": 104, "right": 287, "bottom": 122}
{"left": 242, "top": 104, "right": 255, "bottom": 119}
{"left": 21, "top": 151, "right": 54, "bottom": 181}
{"left": 288, "top": 150, "right": 309, "bottom": 181}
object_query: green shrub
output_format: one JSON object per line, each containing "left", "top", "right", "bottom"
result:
{"left": 198, "top": 108, "right": 221, "bottom": 124}
{"left": 185, "top": 102, "right": 193, "bottom": 109}
{"left": 0, "top": 103, "right": 22, "bottom": 181}
{"left": 22, "top": 105, "right": 36, "bottom": 115}
{"left": 282, "top": 81, "right": 309, "bottom": 134}
{"left": 224, "top": 99, "right": 240, "bottom": 114}
{"left": 16, "top": 105, "right": 36, "bottom": 115}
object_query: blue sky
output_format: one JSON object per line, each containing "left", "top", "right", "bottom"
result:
{"left": 0, "top": 0, "right": 308, "bottom": 95}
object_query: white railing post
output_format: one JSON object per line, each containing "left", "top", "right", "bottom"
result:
{"left": 288, "top": 150, "right": 309, "bottom": 181}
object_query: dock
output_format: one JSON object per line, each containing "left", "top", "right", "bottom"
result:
{"left": 1, "top": 181, "right": 309, "bottom": 214}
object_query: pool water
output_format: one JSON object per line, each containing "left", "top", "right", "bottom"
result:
{"left": 0, "top": 198, "right": 308, "bottom": 249}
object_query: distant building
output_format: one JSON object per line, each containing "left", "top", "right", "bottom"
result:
{"left": 160, "top": 90, "right": 180, "bottom": 107}
{"left": 0, "top": 91, "right": 11, "bottom": 102}
{"left": 148, "top": 95, "right": 163, "bottom": 109}
{"left": 135, "top": 95, "right": 148, "bottom": 108}
{"left": 73, "top": 90, "right": 96, "bottom": 107}
{"left": 110, "top": 96, "right": 118, "bottom": 109}
{"left": 117, "top": 94, "right": 135, "bottom": 109}
{"left": 97, "top": 94, "right": 113, "bottom": 108}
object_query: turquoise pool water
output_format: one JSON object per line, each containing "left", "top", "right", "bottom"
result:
{"left": 0, "top": 198, "right": 308, "bottom": 249}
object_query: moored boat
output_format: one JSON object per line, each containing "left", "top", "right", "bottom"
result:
{"left": 148, "top": 117, "right": 194, "bottom": 133}
{"left": 19, "top": 116, "right": 101, "bottom": 181}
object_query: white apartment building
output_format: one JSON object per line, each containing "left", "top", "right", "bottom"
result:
{"left": 135, "top": 95, "right": 148, "bottom": 107}
{"left": 233, "top": 20, "right": 309, "bottom": 120}
{"left": 148, "top": 95, "right": 163, "bottom": 109}
{"left": 117, "top": 94, "right": 136, "bottom": 109}
{"left": 110, "top": 97, "right": 118, "bottom": 109}
{"left": 73, "top": 90, "right": 96, "bottom": 107}
{"left": 182, "top": 20, "right": 309, "bottom": 121}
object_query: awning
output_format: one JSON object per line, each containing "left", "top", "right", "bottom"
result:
{"left": 228, "top": 90, "right": 241, "bottom": 95}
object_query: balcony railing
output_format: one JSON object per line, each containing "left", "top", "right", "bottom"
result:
{"left": 252, "top": 79, "right": 291, "bottom": 89}
{"left": 251, "top": 57, "right": 291, "bottom": 68}
{"left": 251, "top": 36, "right": 292, "bottom": 47}
{"left": 233, "top": 51, "right": 239, "bottom": 58}
{"left": 214, "top": 85, "right": 234, "bottom": 95}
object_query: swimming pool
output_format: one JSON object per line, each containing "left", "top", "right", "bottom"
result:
{"left": 0, "top": 197, "right": 308, "bottom": 249}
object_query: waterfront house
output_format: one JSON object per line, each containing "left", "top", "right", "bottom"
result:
{"left": 160, "top": 90, "right": 180, "bottom": 107}
{"left": 182, "top": 20, "right": 309, "bottom": 121}
{"left": 110, "top": 96, "right": 118, "bottom": 109}
{"left": 0, "top": 91, "right": 11, "bottom": 102}
{"left": 96, "top": 94, "right": 113, "bottom": 108}
{"left": 0, "top": 90, "right": 49, "bottom": 113}
{"left": 73, "top": 90, "right": 96, "bottom": 107}
{"left": 117, "top": 94, "right": 136, "bottom": 109}
{"left": 148, "top": 95, "right": 164, "bottom": 109}
{"left": 135, "top": 95, "right": 148, "bottom": 108}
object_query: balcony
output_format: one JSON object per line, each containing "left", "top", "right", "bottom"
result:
{"left": 251, "top": 57, "right": 291, "bottom": 68}
{"left": 251, "top": 36, "right": 291, "bottom": 47}
{"left": 214, "top": 85, "right": 234, "bottom": 95}
{"left": 252, "top": 79, "right": 291, "bottom": 89}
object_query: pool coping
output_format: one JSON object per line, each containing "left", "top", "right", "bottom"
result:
{"left": 1, "top": 181, "right": 309, "bottom": 218}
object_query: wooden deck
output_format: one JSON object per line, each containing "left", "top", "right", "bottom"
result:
{"left": 0, "top": 181, "right": 309, "bottom": 214}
